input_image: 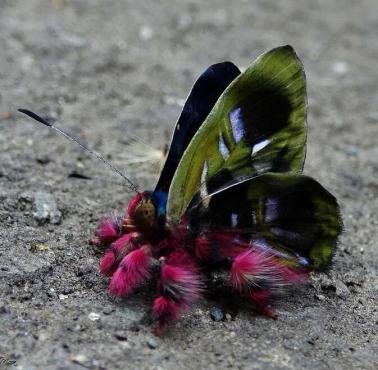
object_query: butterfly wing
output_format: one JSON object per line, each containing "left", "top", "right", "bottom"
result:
{"left": 155, "top": 62, "right": 241, "bottom": 193}
{"left": 167, "top": 46, "right": 307, "bottom": 222}
{"left": 187, "top": 173, "right": 342, "bottom": 271}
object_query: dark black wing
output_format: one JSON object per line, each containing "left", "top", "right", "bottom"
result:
{"left": 154, "top": 62, "right": 241, "bottom": 193}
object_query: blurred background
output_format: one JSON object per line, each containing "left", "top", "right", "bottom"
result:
{"left": 0, "top": 1, "right": 377, "bottom": 369}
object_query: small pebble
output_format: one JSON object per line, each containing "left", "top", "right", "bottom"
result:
{"left": 114, "top": 331, "right": 128, "bottom": 341}
{"left": 103, "top": 307, "right": 115, "bottom": 315}
{"left": 120, "top": 342, "right": 131, "bottom": 349}
{"left": 36, "top": 155, "right": 50, "bottom": 165}
{"left": 88, "top": 312, "right": 101, "bottom": 321}
{"left": 335, "top": 280, "right": 350, "bottom": 298}
{"left": 146, "top": 337, "right": 158, "bottom": 349}
{"left": 210, "top": 307, "right": 225, "bottom": 322}
{"left": 30, "top": 243, "right": 49, "bottom": 253}
{"left": 71, "top": 354, "right": 88, "bottom": 365}
{"left": 345, "top": 146, "right": 359, "bottom": 157}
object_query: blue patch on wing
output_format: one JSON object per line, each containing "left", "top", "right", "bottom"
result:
{"left": 229, "top": 107, "right": 245, "bottom": 143}
{"left": 152, "top": 191, "right": 168, "bottom": 217}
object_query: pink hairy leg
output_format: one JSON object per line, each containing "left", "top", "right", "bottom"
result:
{"left": 90, "top": 217, "right": 121, "bottom": 246}
{"left": 229, "top": 248, "right": 308, "bottom": 318}
{"left": 99, "top": 232, "right": 139, "bottom": 276}
{"left": 152, "top": 252, "right": 203, "bottom": 335}
{"left": 108, "top": 245, "right": 152, "bottom": 297}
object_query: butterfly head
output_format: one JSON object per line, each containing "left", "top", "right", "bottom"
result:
{"left": 124, "top": 192, "right": 156, "bottom": 232}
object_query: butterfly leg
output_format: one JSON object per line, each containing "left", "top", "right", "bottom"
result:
{"left": 99, "top": 232, "right": 139, "bottom": 276}
{"left": 152, "top": 252, "right": 203, "bottom": 335}
{"left": 106, "top": 242, "right": 152, "bottom": 297}
{"left": 228, "top": 248, "right": 305, "bottom": 319}
{"left": 90, "top": 216, "right": 122, "bottom": 246}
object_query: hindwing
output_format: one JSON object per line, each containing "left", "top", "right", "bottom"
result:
{"left": 187, "top": 173, "right": 342, "bottom": 271}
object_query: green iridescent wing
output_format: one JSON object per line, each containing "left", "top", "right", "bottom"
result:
{"left": 167, "top": 45, "right": 307, "bottom": 222}
{"left": 187, "top": 173, "right": 342, "bottom": 271}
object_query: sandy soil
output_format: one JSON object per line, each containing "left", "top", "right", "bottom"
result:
{"left": 0, "top": 1, "right": 377, "bottom": 369}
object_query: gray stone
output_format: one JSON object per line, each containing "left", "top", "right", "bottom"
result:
{"left": 146, "top": 337, "right": 158, "bottom": 349}
{"left": 210, "top": 307, "right": 225, "bottom": 322}
{"left": 33, "top": 191, "right": 62, "bottom": 225}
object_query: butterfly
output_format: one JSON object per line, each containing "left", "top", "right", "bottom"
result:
{"left": 20, "top": 45, "right": 342, "bottom": 335}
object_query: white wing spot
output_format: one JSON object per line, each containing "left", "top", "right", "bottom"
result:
{"left": 252, "top": 139, "right": 270, "bottom": 155}
{"left": 218, "top": 134, "right": 230, "bottom": 160}
{"left": 200, "top": 161, "right": 209, "bottom": 199}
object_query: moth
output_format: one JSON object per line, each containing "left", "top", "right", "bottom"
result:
{"left": 20, "top": 45, "right": 342, "bottom": 334}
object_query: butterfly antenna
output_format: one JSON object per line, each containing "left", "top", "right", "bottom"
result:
{"left": 68, "top": 171, "right": 131, "bottom": 187}
{"left": 18, "top": 109, "right": 139, "bottom": 193}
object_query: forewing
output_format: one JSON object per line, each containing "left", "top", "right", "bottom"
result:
{"left": 167, "top": 46, "right": 307, "bottom": 221}
{"left": 155, "top": 62, "right": 240, "bottom": 193}
{"left": 187, "top": 173, "right": 342, "bottom": 271}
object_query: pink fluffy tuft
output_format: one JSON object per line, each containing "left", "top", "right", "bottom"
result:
{"left": 127, "top": 192, "right": 145, "bottom": 218}
{"left": 96, "top": 218, "right": 119, "bottom": 244}
{"left": 152, "top": 296, "right": 181, "bottom": 335}
{"left": 100, "top": 249, "right": 117, "bottom": 276}
{"left": 160, "top": 263, "right": 202, "bottom": 305}
{"left": 109, "top": 246, "right": 151, "bottom": 296}
{"left": 152, "top": 254, "right": 203, "bottom": 333}
{"left": 230, "top": 248, "right": 276, "bottom": 291}
{"left": 99, "top": 233, "right": 138, "bottom": 276}
{"left": 152, "top": 296, "right": 181, "bottom": 322}
{"left": 230, "top": 248, "right": 309, "bottom": 317}
{"left": 111, "top": 233, "right": 136, "bottom": 250}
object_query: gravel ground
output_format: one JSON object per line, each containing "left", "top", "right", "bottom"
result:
{"left": 0, "top": 1, "right": 377, "bottom": 369}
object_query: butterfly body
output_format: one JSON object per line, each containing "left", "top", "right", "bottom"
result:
{"left": 90, "top": 45, "right": 342, "bottom": 333}
{"left": 94, "top": 190, "right": 307, "bottom": 333}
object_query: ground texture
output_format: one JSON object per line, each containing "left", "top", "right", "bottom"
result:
{"left": 0, "top": 1, "right": 377, "bottom": 369}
